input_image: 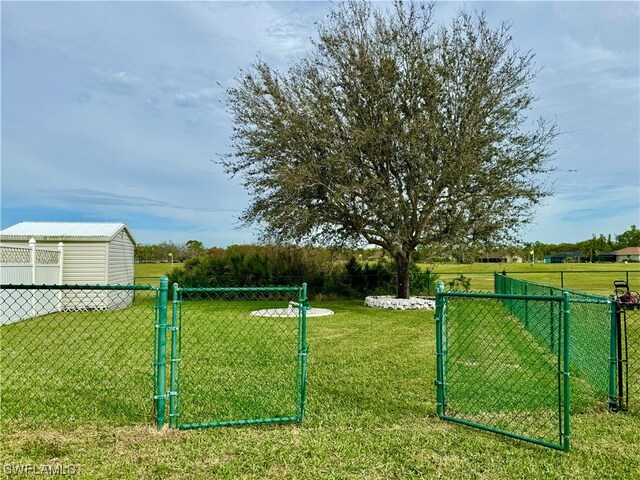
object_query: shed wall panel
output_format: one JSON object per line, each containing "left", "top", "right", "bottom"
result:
{"left": 108, "top": 231, "right": 135, "bottom": 285}
{"left": 35, "top": 242, "right": 106, "bottom": 284}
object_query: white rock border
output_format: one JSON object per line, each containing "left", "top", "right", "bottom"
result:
{"left": 365, "top": 295, "right": 436, "bottom": 310}
{"left": 250, "top": 307, "right": 335, "bottom": 318}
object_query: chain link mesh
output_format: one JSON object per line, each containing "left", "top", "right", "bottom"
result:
{"left": 502, "top": 270, "right": 640, "bottom": 297}
{"left": 0, "top": 285, "right": 157, "bottom": 432}
{"left": 173, "top": 286, "right": 307, "bottom": 429}
{"left": 619, "top": 306, "right": 639, "bottom": 413}
{"left": 495, "top": 274, "right": 611, "bottom": 403}
{"left": 438, "top": 292, "right": 569, "bottom": 449}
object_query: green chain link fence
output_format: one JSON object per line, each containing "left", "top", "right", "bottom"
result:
{"left": 617, "top": 305, "right": 640, "bottom": 413}
{"left": 435, "top": 285, "right": 571, "bottom": 450}
{"left": 167, "top": 285, "right": 309, "bottom": 429}
{"left": 497, "top": 270, "right": 640, "bottom": 297}
{"left": 0, "top": 283, "right": 158, "bottom": 432}
{"left": 1, "top": 279, "right": 308, "bottom": 433}
{"left": 495, "top": 273, "right": 615, "bottom": 407}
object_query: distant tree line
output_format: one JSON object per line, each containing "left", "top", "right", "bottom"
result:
{"left": 523, "top": 225, "right": 640, "bottom": 262}
{"left": 134, "top": 240, "right": 204, "bottom": 263}
{"left": 136, "top": 225, "right": 639, "bottom": 266}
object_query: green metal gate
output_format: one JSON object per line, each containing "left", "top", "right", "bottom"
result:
{"left": 435, "top": 282, "right": 570, "bottom": 451}
{"left": 160, "top": 284, "right": 308, "bottom": 429}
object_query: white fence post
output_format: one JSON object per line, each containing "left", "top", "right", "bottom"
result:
{"left": 29, "top": 238, "right": 36, "bottom": 316}
{"left": 29, "top": 238, "right": 36, "bottom": 284}
{"left": 58, "top": 242, "right": 64, "bottom": 311}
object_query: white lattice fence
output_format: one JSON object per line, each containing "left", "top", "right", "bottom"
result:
{"left": 1, "top": 239, "right": 63, "bottom": 324}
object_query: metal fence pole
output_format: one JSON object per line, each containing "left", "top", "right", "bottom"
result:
{"left": 435, "top": 280, "right": 445, "bottom": 417}
{"left": 608, "top": 297, "right": 619, "bottom": 410}
{"left": 169, "top": 283, "right": 180, "bottom": 428}
{"left": 298, "top": 283, "right": 309, "bottom": 421}
{"left": 155, "top": 276, "right": 169, "bottom": 428}
{"left": 562, "top": 291, "right": 571, "bottom": 451}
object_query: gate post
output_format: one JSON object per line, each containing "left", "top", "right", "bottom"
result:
{"left": 297, "top": 283, "right": 309, "bottom": 421}
{"left": 562, "top": 292, "right": 571, "bottom": 451}
{"left": 169, "top": 283, "right": 181, "bottom": 428}
{"left": 608, "top": 297, "right": 619, "bottom": 410}
{"left": 435, "top": 280, "right": 445, "bottom": 417}
{"left": 155, "top": 276, "right": 169, "bottom": 428}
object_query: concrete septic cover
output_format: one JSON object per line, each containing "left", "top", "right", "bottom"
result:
{"left": 250, "top": 305, "right": 334, "bottom": 318}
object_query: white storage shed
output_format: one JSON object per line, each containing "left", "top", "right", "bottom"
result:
{"left": 0, "top": 222, "right": 136, "bottom": 312}
{"left": 0, "top": 222, "right": 136, "bottom": 285}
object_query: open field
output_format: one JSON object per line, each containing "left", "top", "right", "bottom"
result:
{"left": 2, "top": 293, "right": 640, "bottom": 479}
{"left": 419, "top": 262, "right": 640, "bottom": 295}
{"left": 134, "top": 262, "right": 640, "bottom": 295}
{"left": 134, "top": 263, "right": 183, "bottom": 286}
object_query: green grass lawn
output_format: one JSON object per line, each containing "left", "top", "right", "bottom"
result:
{"left": 134, "top": 263, "right": 184, "bottom": 286}
{"left": 134, "top": 262, "right": 640, "bottom": 295}
{"left": 420, "top": 262, "right": 640, "bottom": 295}
{"left": 2, "top": 295, "right": 640, "bottom": 479}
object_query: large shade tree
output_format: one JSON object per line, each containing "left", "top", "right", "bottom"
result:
{"left": 222, "top": 1, "right": 556, "bottom": 298}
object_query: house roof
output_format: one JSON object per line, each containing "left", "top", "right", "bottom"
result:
{"left": 615, "top": 247, "right": 640, "bottom": 255}
{"left": 0, "top": 222, "right": 135, "bottom": 243}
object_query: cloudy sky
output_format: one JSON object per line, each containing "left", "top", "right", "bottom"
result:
{"left": 1, "top": 1, "right": 638, "bottom": 246}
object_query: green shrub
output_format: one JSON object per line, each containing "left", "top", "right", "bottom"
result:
{"left": 168, "top": 246, "right": 439, "bottom": 299}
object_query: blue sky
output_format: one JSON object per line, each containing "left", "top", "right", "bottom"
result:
{"left": 1, "top": 1, "right": 638, "bottom": 247}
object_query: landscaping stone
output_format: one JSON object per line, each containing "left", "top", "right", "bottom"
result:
{"left": 364, "top": 295, "right": 436, "bottom": 310}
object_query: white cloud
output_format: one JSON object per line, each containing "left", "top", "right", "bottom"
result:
{"left": 92, "top": 68, "right": 142, "bottom": 95}
{"left": 562, "top": 36, "right": 621, "bottom": 71}
{"left": 174, "top": 87, "right": 219, "bottom": 108}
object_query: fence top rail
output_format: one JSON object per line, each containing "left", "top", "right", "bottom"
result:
{"left": 569, "top": 297, "right": 611, "bottom": 305}
{"left": 178, "top": 285, "right": 302, "bottom": 293}
{"left": 494, "top": 272, "right": 609, "bottom": 302}
{"left": 439, "top": 290, "right": 565, "bottom": 301}
{"left": 0, "top": 283, "right": 157, "bottom": 291}
{"left": 494, "top": 269, "right": 639, "bottom": 274}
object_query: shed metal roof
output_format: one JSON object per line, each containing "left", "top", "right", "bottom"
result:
{"left": 0, "top": 222, "right": 135, "bottom": 243}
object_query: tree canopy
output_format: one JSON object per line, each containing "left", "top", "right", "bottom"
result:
{"left": 222, "top": 0, "right": 556, "bottom": 297}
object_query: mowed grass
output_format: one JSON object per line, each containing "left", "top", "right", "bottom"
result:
{"left": 132, "top": 261, "right": 640, "bottom": 295}
{"left": 134, "top": 263, "right": 183, "bottom": 286}
{"left": 419, "top": 262, "right": 640, "bottom": 295}
{"left": 2, "top": 298, "right": 640, "bottom": 479}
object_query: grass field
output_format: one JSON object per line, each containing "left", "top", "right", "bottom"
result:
{"left": 2, "top": 288, "right": 640, "bottom": 478}
{"left": 133, "top": 262, "right": 640, "bottom": 295}
{"left": 134, "top": 263, "right": 184, "bottom": 286}
{"left": 421, "top": 262, "right": 640, "bottom": 295}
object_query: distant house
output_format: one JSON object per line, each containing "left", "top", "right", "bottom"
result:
{"left": 615, "top": 247, "right": 640, "bottom": 263}
{"left": 477, "top": 254, "right": 522, "bottom": 263}
{"left": 0, "top": 222, "right": 135, "bottom": 311}
{"left": 596, "top": 252, "right": 617, "bottom": 263}
{"left": 545, "top": 251, "right": 584, "bottom": 264}
{"left": 478, "top": 253, "right": 507, "bottom": 263}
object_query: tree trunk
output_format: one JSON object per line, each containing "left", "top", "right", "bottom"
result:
{"left": 395, "top": 252, "right": 411, "bottom": 299}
